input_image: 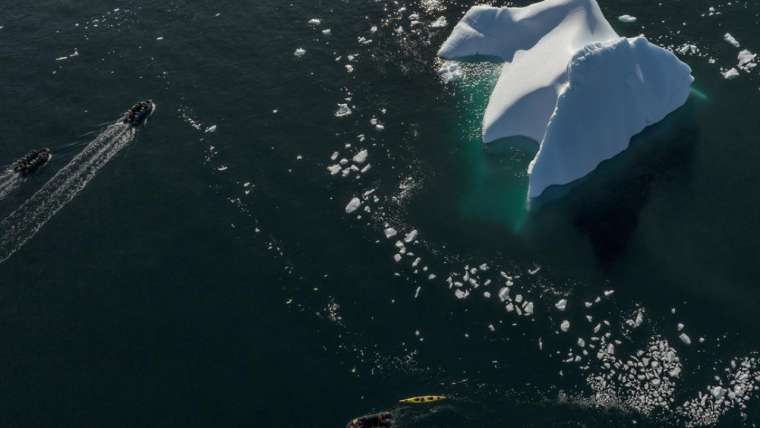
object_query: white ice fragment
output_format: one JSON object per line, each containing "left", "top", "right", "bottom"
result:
{"left": 322, "top": 28, "right": 332, "bottom": 35}
{"left": 156, "top": 36, "right": 164, "bottom": 41}
{"left": 437, "top": 61, "right": 462, "bottom": 83}
{"left": 455, "top": 289, "right": 469, "bottom": 299}
{"left": 327, "top": 164, "right": 341, "bottom": 175}
{"left": 345, "top": 197, "right": 361, "bottom": 214}
{"left": 679, "top": 333, "right": 692, "bottom": 345}
{"left": 677, "top": 323, "right": 685, "bottom": 332}
{"left": 560, "top": 320, "right": 570, "bottom": 333}
{"left": 307, "top": 18, "right": 322, "bottom": 25}
{"left": 352, "top": 149, "right": 368, "bottom": 164}
{"left": 404, "top": 230, "right": 418, "bottom": 243}
{"left": 724, "top": 33, "right": 740, "bottom": 48}
{"left": 345, "top": 64, "right": 354, "bottom": 73}
{"left": 430, "top": 16, "right": 448, "bottom": 28}
{"left": 617, "top": 15, "right": 637, "bottom": 23}
{"left": 384, "top": 227, "right": 398, "bottom": 239}
{"left": 603, "top": 289, "right": 615, "bottom": 297}
{"left": 722, "top": 68, "right": 740, "bottom": 80}
{"left": 414, "top": 286, "right": 421, "bottom": 298}
{"left": 498, "top": 287, "right": 510, "bottom": 302}
{"left": 524, "top": 302, "right": 534, "bottom": 315}
{"left": 335, "top": 103, "right": 352, "bottom": 118}
{"left": 294, "top": 48, "right": 306, "bottom": 57}
{"left": 393, "top": 254, "right": 402, "bottom": 263}
{"left": 555, "top": 298, "right": 567, "bottom": 311}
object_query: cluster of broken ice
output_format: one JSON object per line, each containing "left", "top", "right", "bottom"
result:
{"left": 678, "top": 357, "right": 760, "bottom": 426}
{"left": 587, "top": 338, "right": 682, "bottom": 416}
{"left": 438, "top": 0, "right": 694, "bottom": 198}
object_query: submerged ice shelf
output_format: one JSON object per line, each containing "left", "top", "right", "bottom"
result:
{"left": 438, "top": 0, "right": 694, "bottom": 199}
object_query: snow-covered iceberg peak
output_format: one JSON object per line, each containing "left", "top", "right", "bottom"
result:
{"left": 439, "top": 0, "right": 694, "bottom": 199}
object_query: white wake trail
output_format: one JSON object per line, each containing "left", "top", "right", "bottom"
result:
{"left": 0, "top": 122, "right": 135, "bottom": 264}
{"left": 0, "top": 170, "right": 21, "bottom": 201}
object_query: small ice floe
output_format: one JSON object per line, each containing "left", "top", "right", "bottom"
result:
{"left": 384, "top": 227, "right": 398, "bottom": 239}
{"left": 156, "top": 36, "right": 164, "bottom": 41}
{"left": 205, "top": 124, "right": 217, "bottom": 133}
{"left": 437, "top": 61, "right": 462, "bottom": 83}
{"left": 617, "top": 14, "right": 637, "bottom": 23}
{"left": 217, "top": 165, "right": 228, "bottom": 171}
{"left": 335, "top": 103, "right": 352, "bottom": 118}
{"left": 528, "top": 266, "right": 541, "bottom": 275}
{"left": 677, "top": 323, "right": 685, "bottom": 332}
{"left": 345, "top": 197, "right": 361, "bottom": 214}
{"left": 679, "top": 333, "right": 692, "bottom": 345}
{"left": 327, "top": 164, "right": 341, "bottom": 175}
{"left": 357, "top": 36, "right": 372, "bottom": 45}
{"left": 603, "top": 290, "right": 615, "bottom": 297}
{"left": 498, "top": 287, "right": 510, "bottom": 302}
{"left": 555, "top": 299, "right": 567, "bottom": 311}
{"left": 430, "top": 16, "right": 448, "bottom": 28}
{"left": 723, "top": 33, "right": 740, "bottom": 48}
{"left": 294, "top": 48, "right": 307, "bottom": 57}
{"left": 454, "top": 289, "right": 469, "bottom": 299}
{"left": 722, "top": 68, "right": 740, "bottom": 80}
{"left": 322, "top": 28, "right": 332, "bottom": 35}
{"left": 393, "top": 254, "right": 402, "bottom": 263}
{"left": 404, "top": 230, "right": 418, "bottom": 243}
{"left": 414, "top": 286, "right": 421, "bottom": 299}
{"left": 307, "top": 18, "right": 321, "bottom": 26}
{"left": 523, "top": 302, "right": 534, "bottom": 316}
{"left": 352, "top": 150, "right": 368, "bottom": 164}
{"left": 738, "top": 50, "right": 757, "bottom": 72}
{"left": 345, "top": 64, "right": 354, "bottom": 73}
{"left": 560, "top": 320, "right": 571, "bottom": 333}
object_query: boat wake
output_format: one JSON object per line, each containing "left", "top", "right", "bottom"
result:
{"left": 0, "top": 169, "right": 22, "bottom": 202}
{"left": 0, "top": 122, "right": 135, "bottom": 264}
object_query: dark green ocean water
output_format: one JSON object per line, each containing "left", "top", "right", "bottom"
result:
{"left": 1, "top": 1, "right": 759, "bottom": 427}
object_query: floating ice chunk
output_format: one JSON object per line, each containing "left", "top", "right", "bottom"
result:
{"left": 439, "top": 0, "right": 693, "bottom": 199}
{"left": 384, "top": 227, "right": 398, "bottom": 238}
{"left": 437, "top": 61, "right": 462, "bottom": 83}
{"left": 724, "top": 33, "right": 740, "bottom": 48}
{"left": 327, "top": 164, "right": 341, "bottom": 175}
{"left": 335, "top": 104, "right": 352, "bottom": 118}
{"left": 345, "top": 197, "right": 361, "bottom": 214}
{"left": 679, "top": 333, "right": 692, "bottom": 345}
{"left": 307, "top": 18, "right": 322, "bottom": 25}
{"left": 345, "top": 64, "right": 354, "bottom": 73}
{"left": 352, "top": 149, "right": 368, "bottom": 164}
{"left": 322, "top": 28, "right": 332, "bottom": 35}
{"left": 404, "top": 230, "right": 418, "bottom": 243}
{"left": 498, "top": 287, "right": 510, "bottom": 302}
{"left": 455, "top": 289, "right": 469, "bottom": 299}
{"left": 617, "top": 15, "right": 637, "bottom": 23}
{"left": 523, "top": 302, "right": 534, "bottom": 315}
{"left": 738, "top": 49, "right": 757, "bottom": 72}
{"left": 205, "top": 125, "right": 217, "bottom": 133}
{"left": 555, "top": 299, "right": 567, "bottom": 311}
{"left": 393, "top": 254, "right": 402, "bottom": 263}
{"left": 560, "top": 320, "right": 571, "bottom": 332}
{"left": 294, "top": 48, "right": 306, "bottom": 57}
{"left": 156, "top": 36, "right": 164, "bottom": 41}
{"left": 722, "top": 68, "right": 740, "bottom": 80}
{"left": 430, "top": 16, "right": 448, "bottom": 28}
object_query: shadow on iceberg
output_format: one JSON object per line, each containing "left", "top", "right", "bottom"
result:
{"left": 520, "top": 98, "right": 699, "bottom": 267}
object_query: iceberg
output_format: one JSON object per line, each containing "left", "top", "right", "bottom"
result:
{"left": 438, "top": 0, "right": 693, "bottom": 199}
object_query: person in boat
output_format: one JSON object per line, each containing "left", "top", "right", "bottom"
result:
{"left": 345, "top": 411, "right": 393, "bottom": 428}
{"left": 13, "top": 148, "right": 51, "bottom": 176}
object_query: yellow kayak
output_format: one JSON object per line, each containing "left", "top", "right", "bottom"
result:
{"left": 399, "top": 395, "right": 447, "bottom": 404}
